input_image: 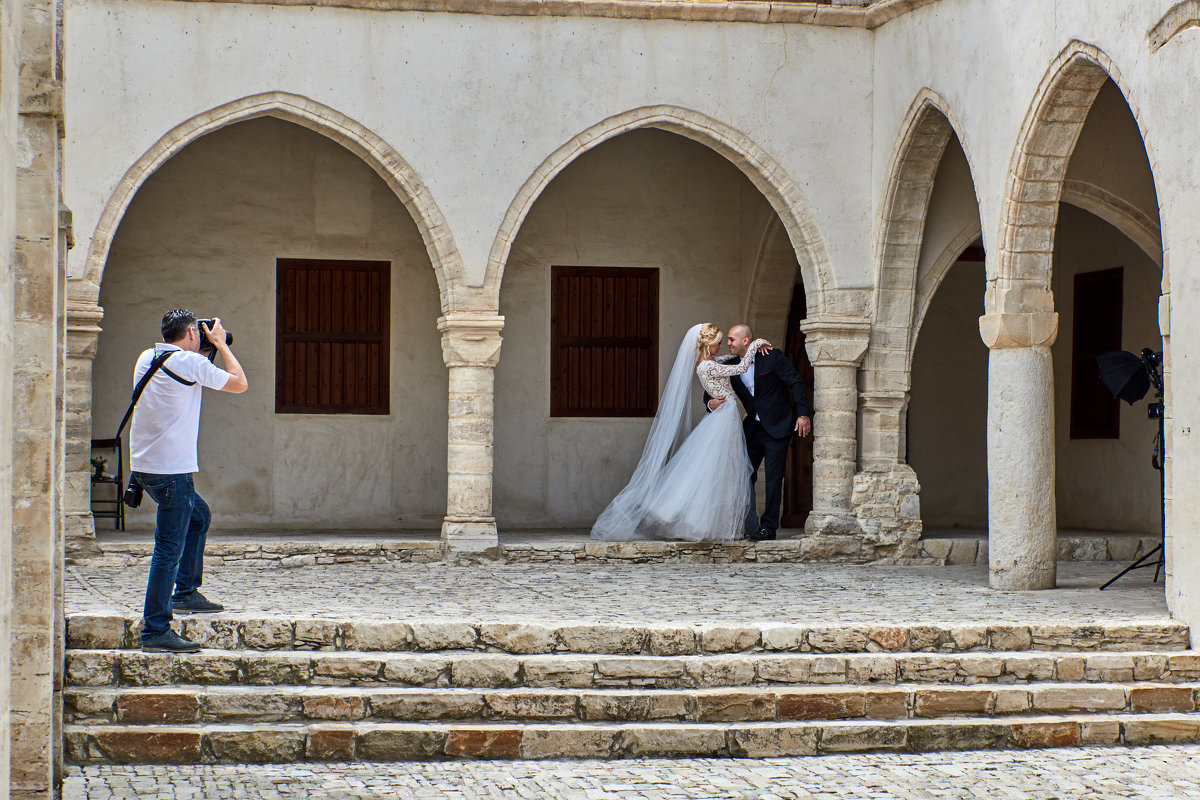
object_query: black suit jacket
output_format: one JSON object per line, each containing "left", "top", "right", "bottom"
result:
{"left": 705, "top": 349, "right": 812, "bottom": 440}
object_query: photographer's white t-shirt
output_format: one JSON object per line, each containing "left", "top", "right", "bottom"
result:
{"left": 129, "top": 344, "right": 233, "bottom": 475}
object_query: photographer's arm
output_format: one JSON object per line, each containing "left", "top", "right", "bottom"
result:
{"left": 203, "top": 319, "right": 248, "bottom": 394}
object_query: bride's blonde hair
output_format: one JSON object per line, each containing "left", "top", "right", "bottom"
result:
{"left": 697, "top": 323, "right": 723, "bottom": 362}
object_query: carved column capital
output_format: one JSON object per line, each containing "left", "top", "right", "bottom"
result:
{"left": 800, "top": 316, "right": 871, "bottom": 367}
{"left": 66, "top": 298, "right": 104, "bottom": 358}
{"left": 438, "top": 313, "right": 504, "bottom": 368}
{"left": 978, "top": 312, "right": 1058, "bottom": 350}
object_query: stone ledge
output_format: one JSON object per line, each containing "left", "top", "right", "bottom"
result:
{"left": 63, "top": 681, "right": 1200, "bottom": 726}
{"left": 64, "top": 614, "right": 1190, "bottom": 655}
{"left": 76, "top": 531, "right": 1160, "bottom": 567}
{"left": 63, "top": 648, "right": 1200, "bottom": 690}
{"left": 157, "top": 0, "right": 940, "bottom": 28}
{"left": 61, "top": 712, "right": 1200, "bottom": 763}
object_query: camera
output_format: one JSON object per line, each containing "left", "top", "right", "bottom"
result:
{"left": 123, "top": 480, "right": 144, "bottom": 508}
{"left": 196, "top": 319, "right": 233, "bottom": 362}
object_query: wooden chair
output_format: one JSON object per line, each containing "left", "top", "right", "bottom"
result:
{"left": 90, "top": 437, "right": 125, "bottom": 531}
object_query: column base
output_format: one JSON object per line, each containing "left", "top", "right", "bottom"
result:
{"left": 797, "top": 511, "right": 867, "bottom": 560}
{"left": 64, "top": 511, "right": 102, "bottom": 561}
{"left": 441, "top": 517, "right": 500, "bottom": 561}
{"left": 803, "top": 509, "right": 863, "bottom": 537}
{"left": 850, "top": 464, "right": 923, "bottom": 559}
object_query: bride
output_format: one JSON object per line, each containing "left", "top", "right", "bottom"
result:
{"left": 591, "top": 323, "right": 767, "bottom": 542}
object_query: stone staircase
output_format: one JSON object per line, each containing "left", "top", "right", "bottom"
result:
{"left": 63, "top": 614, "right": 1200, "bottom": 763}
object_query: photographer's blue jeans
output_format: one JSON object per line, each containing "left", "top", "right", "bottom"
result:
{"left": 133, "top": 472, "right": 211, "bottom": 640}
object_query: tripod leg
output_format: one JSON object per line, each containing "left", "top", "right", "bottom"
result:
{"left": 1100, "top": 544, "right": 1162, "bottom": 591}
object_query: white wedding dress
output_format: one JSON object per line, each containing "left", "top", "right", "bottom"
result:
{"left": 591, "top": 325, "right": 765, "bottom": 542}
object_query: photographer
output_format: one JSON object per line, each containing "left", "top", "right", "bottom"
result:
{"left": 129, "top": 309, "right": 248, "bottom": 653}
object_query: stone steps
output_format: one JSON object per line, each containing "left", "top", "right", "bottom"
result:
{"left": 64, "top": 614, "right": 1196, "bottom": 763}
{"left": 64, "top": 682, "right": 1200, "bottom": 725}
{"left": 63, "top": 713, "right": 1200, "bottom": 764}
{"left": 65, "top": 613, "right": 1191, "bottom": 656}
{"left": 65, "top": 648, "right": 1200, "bottom": 690}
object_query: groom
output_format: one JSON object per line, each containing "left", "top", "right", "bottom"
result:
{"left": 705, "top": 324, "right": 812, "bottom": 540}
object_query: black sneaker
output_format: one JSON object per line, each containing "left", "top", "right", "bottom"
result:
{"left": 172, "top": 591, "right": 225, "bottom": 614}
{"left": 142, "top": 630, "right": 202, "bottom": 653}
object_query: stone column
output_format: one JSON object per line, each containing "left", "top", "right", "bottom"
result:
{"left": 800, "top": 317, "right": 871, "bottom": 536}
{"left": 979, "top": 311, "right": 1059, "bottom": 590}
{"left": 12, "top": 0, "right": 67, "bottom": 787}
{"left": 438, "top": 313, "right": 504, "bottom": 557}
{"left": 64, "top": 292, "right": 103, "bottom": 560}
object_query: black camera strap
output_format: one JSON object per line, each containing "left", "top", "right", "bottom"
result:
{"left": 114, "top": 350, "right": 196, "bottom": 440}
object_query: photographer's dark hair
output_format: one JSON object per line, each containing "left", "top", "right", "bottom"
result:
{"left": 161, "top": 309, "right": 197, "bottom": 343}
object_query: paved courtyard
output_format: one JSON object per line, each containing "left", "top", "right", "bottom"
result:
{"left": 67, "top": 559, "right": 1169, "bottom": 626}
{"left": 63, "top": 745, "right": 1200, "bottom": 799}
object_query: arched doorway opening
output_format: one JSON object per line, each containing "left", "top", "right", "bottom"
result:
{"left": 904, "top": 134, "right": 986, "bottom": 533}
{"left": 1051, "top": 79, "right": 1163, "bottom": 542}
{"left": 91, "top": 117, "right": 448, "bottom": 531}
{"left": 493, "top": 128, "right": 814, "bottom": 532}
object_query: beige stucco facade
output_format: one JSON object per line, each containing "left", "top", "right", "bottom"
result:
{"left": 3, "top": 0, "right": 1200, "bottom": 793}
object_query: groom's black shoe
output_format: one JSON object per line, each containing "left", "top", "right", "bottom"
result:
{"left": 746, "top": 527, "right": 776, "bottom": 541}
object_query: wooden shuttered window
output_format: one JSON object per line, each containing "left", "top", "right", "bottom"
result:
{"left": 551, "top": 266, "right": 659, "bottom": 417}
{"left": 1070, "top": 267, "right": 1123, "bottom": 439}
{"left": 276, "top": 258, "right": 390, "bottom": 415}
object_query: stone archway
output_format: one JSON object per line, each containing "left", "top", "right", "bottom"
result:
{"left": 855, "top": 91, "right": 983, "bottom": 556}
{"left": 862, "top": 90, "right": 978, "bottom": 470}
{"left": 79, "top": 92, "right": 462, "bottom": 305}
{"left": 483, "top": 105, "right": 834, "bottom": 316}
{"left": 984, "top": 41, "right": 1162, "bottom": 589}
{"left": 65, "top": 93, "right": 464, "bottom": 551}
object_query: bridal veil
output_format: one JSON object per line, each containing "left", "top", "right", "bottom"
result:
{"left": 590, "top": 324, "right": 703, "bottom": 541}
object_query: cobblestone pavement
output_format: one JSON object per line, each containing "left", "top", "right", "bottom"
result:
{"left": 62, "top": 745, "right": 1200, "bottom": 799}
{"left": 67, "top": 559, "right": 1166, "bottom": 625}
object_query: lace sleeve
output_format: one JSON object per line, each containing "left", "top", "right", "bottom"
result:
{"left": 704, "top": 339, "right": 765, "bottom": 377}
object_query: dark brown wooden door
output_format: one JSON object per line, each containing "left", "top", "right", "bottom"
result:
{"left": 781, "top": 282, "right": 815, "bottom": 527}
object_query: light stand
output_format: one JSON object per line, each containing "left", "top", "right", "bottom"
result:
{"left": 1099, "top": 348, "right": 1165, "bottom": 590}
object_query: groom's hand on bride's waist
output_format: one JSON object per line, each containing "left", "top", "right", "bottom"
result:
{"left": 707, "top": 397, "right": 728, "bottom": 411}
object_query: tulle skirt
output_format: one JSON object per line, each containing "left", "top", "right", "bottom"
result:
{"left": 592, "top": 399, "right": 752, "bottom": 542}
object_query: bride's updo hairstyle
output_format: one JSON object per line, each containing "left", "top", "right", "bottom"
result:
{"left": 697, "top": 323, "right": 723, "bottom": 362}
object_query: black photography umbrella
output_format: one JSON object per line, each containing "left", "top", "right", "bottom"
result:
{"left": 1096, "top": 347, "right": 1166, "bottom": 590}
{"left": 1097, "top": 350, "right": 1150, "bottom": 405}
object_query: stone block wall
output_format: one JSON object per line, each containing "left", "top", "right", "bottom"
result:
{"left": 851, "top": 464, "right": 922, "bottom": 560}
{"left": 9, "top": 0, "right": 65, "bottom": 794}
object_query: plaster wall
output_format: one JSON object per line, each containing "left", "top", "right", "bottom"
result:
{"left": 495, "top": 129, "right": 777, "bottom": 528}
{"left": 912, "top": 136, "right": 980, "bottom": 318}
{"left": 92, "top": 118, "right": 447, "bottom": 530}
{"left": 63, "top": 0, "right": 875, "bottom": 295}
{"left": 1065, "top": 81, "right": 1161, "bottom": 229}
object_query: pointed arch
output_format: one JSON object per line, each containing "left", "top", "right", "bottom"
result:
{"left": 867, "top": 89, "right": 980, "bottom": 385}
{"left": 483, "top": 105, "right": 833, "bottom": 316}
{"left": 993, "top": 41, "right": 1161, "bottom": 313}
{"left": 81, "top": 92, "right": 461, "bottom": 311}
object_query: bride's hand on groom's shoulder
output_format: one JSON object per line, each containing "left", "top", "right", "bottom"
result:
{"left": 756, "top": 340, "right": 773, "bottom": 355}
